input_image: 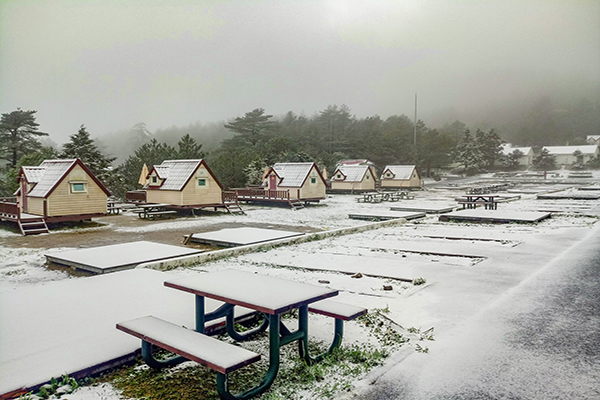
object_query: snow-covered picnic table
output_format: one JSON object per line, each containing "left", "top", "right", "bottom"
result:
{"left": 118, "top": 269, "right": 367, "bottom": 399}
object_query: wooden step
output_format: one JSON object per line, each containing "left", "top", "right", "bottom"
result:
{"left": 19, "top": 218, "right": 49, "bottom": 235}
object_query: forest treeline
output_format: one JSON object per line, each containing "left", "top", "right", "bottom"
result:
{"left": 1, "top": 92, "right": 599, "bottom": 198}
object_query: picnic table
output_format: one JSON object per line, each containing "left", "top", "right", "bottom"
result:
{"left": 117, "top": 269, "right": 366, "bottom": 399}
{"left": 458, "top": 194, "right": 500, "bottom": 210}
{"left": 357, "top": 191, "right": 414, "bottom": 203}
{"left": 131, "top": 203, "right": 176, "bottom": 219}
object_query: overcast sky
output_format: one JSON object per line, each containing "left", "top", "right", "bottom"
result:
{"left": 1, "top": 0, "right": 599, "bottom": 144}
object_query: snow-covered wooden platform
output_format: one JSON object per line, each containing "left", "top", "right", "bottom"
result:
{"left": 188, "top": 227, "right": 304, "bottom": 247}
{"left": 577, "top": 185, "right": 600, "bottom": 191}
{"left": 0, "top": 269, "right": 256, "bottom": 397}
{"left": 348, "top": 210, "right": 425, "bottom": 221}
{"left": 439, "top": 210, "right": 552, "bottom": 223}
{"left": 390, "top": 203, "right": 456, "bottom": 214}
{"left": 45, "top": 241, "right": 204, "bottom": 274}
{"left": 536, "top": 192, "right": 600, "bottom": 200}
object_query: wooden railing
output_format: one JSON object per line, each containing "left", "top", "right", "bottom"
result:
{"left": 125, "top": 190, "right": 147, "bottom": 203}
{"left": 0, "top": 197, "right": 19, "bottom": 217}
{"left": 236, "top": 189, "right": 290, "bottom": 201}
{"left": 222, "top": 190, "right": 238, "bottom": 203}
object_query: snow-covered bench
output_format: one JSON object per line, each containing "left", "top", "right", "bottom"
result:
{"left": 307, "top": 299, "right": 367, "bottom": 358}
{"left": 116, "top": 315, "right": 261, "bottom": 374}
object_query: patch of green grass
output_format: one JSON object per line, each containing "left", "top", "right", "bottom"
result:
{"left": 99, "top": 310, "right": 409, "bottom": 399}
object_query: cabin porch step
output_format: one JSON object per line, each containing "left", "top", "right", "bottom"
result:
{"left": 288, "top": 200, "right": 305, "bottom": 210}
{"left": 18, "top": 218, "right": 49, "bottom": 235}
{"left": 224, "top": 203, "right": 245, "bottom": 215}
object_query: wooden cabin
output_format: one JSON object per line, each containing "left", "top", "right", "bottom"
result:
{"left": 3, "top": 159, "right": 111, "bottom": 234}
{"left": 380, "top": 165, "right": 422, "bottom": 189}
{"left": 144, "top": 159, "right": 223, "bottom": 207}
{"left": 330, "top": 165, "right": 377, "bottom": 192}
{"left": 264, "top": 162, "right": 327, "bottom": 201}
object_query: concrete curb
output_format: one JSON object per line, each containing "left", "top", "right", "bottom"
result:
{"left": 137, "top": 218, "right": 408, "bottom": 271}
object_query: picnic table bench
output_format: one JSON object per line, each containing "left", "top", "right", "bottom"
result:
{"left": 117, "top": 270, "right": 367, "bottom": 399}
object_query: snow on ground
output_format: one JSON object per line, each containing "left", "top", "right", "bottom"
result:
{"left": 1, "top": 172, "right": 599, "bottom": 399}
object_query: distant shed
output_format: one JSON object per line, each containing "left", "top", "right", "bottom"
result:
{"left": 543, "top": 145, "right": 599, "bottom": 166}
{"left": 330, "top": 165, "right": 377, "bottom": 192}
{"left": 380, "top": 165, "right": 422, "bottom": 189}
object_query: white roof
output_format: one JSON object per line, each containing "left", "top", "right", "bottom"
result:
{"left": 381, "top": 165, "right": 417, "bottom": 180}
{"left": 272, "top": 162, "right": 317, "bottom": 187}
{"left": 336, "top": 159, "right": 374, "bottom": 166}
{"left": 333, "top": 165, "right": 370, "bottom": 182}
{"left": 26, "top": 159, "right": 78, "bottom": 198}
{"left": 587, "top": 135, "right": 600, "bottom": 140}
{"left": 149, "top": 160, "right": 203, "bottom": 191}
{"left": 501, "top": 144, "right": 532, "bottom": 156}
{"left": 543, "top": 145, "right": 598, "bottom": 155}
{"left": 21, "top": 166, "right": 46, "bottom": 183}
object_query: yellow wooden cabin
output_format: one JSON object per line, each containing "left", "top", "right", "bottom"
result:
{"left": 264, "top": 162, "right": 327, "bottom": 201}
{"left": 380, "top": 165, "right": 422, "bottom": 189}
{"left": 144, "top": 159, "right": 223, "bottom": 206}
{"left": 16, "top": 159, "right": 110, "bottom": 221}
{"left": 330, "top": 164, "right": 377, "bottom": 192}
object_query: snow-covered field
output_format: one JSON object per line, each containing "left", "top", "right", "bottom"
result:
{"left": 1, "top": 173, "right": 599, "bottom": 399}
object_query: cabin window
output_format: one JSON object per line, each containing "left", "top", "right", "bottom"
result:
{"left": 366, "top": 175, "right": 370, "bottom": 180}
{"left": 70, "top": 182, "right": 87, "bottom": 193}
{"left": 336, "top": 174, "right": 342, "bottom": 179}
{"left": 198, "top": 178, "right": 206, "bottom": 187}
{"left": 386, "top": 173, "right": 391, "bottom": 178}
{"left": 152, "top": 176, "right": 158, "bottom": 184}
{"left": 310, "top": 177, "right": 316, "bottom": 184}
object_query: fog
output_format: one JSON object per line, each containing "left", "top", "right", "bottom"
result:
{"left": 1, "top": 0, "right": 598, "bottom": 144}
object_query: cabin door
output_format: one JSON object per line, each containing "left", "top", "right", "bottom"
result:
{"left": 269, "top": 175, "right": 277, "bottom": 196}
{"left": 21, "top": 177, "right": 28, "bottom": 212}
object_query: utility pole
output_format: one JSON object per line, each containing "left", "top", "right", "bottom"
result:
{"left": 413, "top": 93, "right": 418, "bottom": 146}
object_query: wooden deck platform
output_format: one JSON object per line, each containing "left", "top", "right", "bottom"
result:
{"left": 45, "top": 241, "right": 205, "bottom": 274}
{"left": 390, "top": 202, "right": 456, "bottom": 214}
{"left": 188, "top": 227, "right": 305, "bottom": 247}
{"left": 0, "top": 269, "right": 257, "bottom": 397}
{"left": 536, "top": 192, "right": 600, "bottom": 200}
{"left": 348, "top": 210, "right": 426, "bottom": 221}
{"left": 439, "top": 210, "right": 552, "bottom": 224}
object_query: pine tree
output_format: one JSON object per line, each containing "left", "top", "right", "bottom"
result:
{"left": 224, "top": 108, "right": 278, "bottom": 147}
{"left": 454, "top": 130, "right": 483, "bottom": 172}
{"left": 0, "top": 109, "right": 49, "bottom": 167}
{"left": 176, "top": 134, "right": 205, "bottom": 159}
{"left": 476, "top": 129, "right": 504, "bottom": 168}
{"left": 61, "top": 125, "right": 116, "bottom": 179}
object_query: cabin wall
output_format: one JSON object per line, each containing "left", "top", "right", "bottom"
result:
{"left": 44, "top": 165, "right": 107, "bottom": 216}
{"left": 381, "top": 172, "right": 421, "bottom": 188}
{"left": 146, "top": 189, "right": 182, "bottom": 205}
{"left": 181, "top": 167, "right": 222, "bottom": 205}
{"left": 298, "top": 167, "right": 326, "bottom": 199}
{"left": 26, "top": 197, "right": 45, "bottom": 215}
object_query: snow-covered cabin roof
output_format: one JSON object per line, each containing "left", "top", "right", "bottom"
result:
{"left": 332, "top": 165, "right": 371, "bottom": 182}
{"left": 22, "top": 159, "right": 110, "bottom": 198}
{"left": 336, "top": 159, "right": 374, "bottom": 167}
{"left": 501, "top": 144, "right": 532, "bottom": 156}
{"left": 271, "top": 162, "right": 320, "bottom": 187}
{"left": 380, "top": 165, "right": 418, "bottom": 180}
{"left": 586, "top": 135, "right": 600, "bottom": 143}
{"left": 21, "top": 166, "right": 46, "bottom": 183}
{"left": 543, "top": 145, "right": 598, "bottom": 155}
{"left": 146, "top": 159, "right": 220, "bottom": 191}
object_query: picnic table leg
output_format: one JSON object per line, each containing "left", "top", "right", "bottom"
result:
{"left": 216, "top": 313, "right": 281, "bottom": 400}
{"left": 140, "top": 340, "right": 186, "bottom": 369}
{"left": 226, "top": 311, "right": 269, "bottom": 341}
{"left": 297, "top": 305, "right": 344, "bottom": 364}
